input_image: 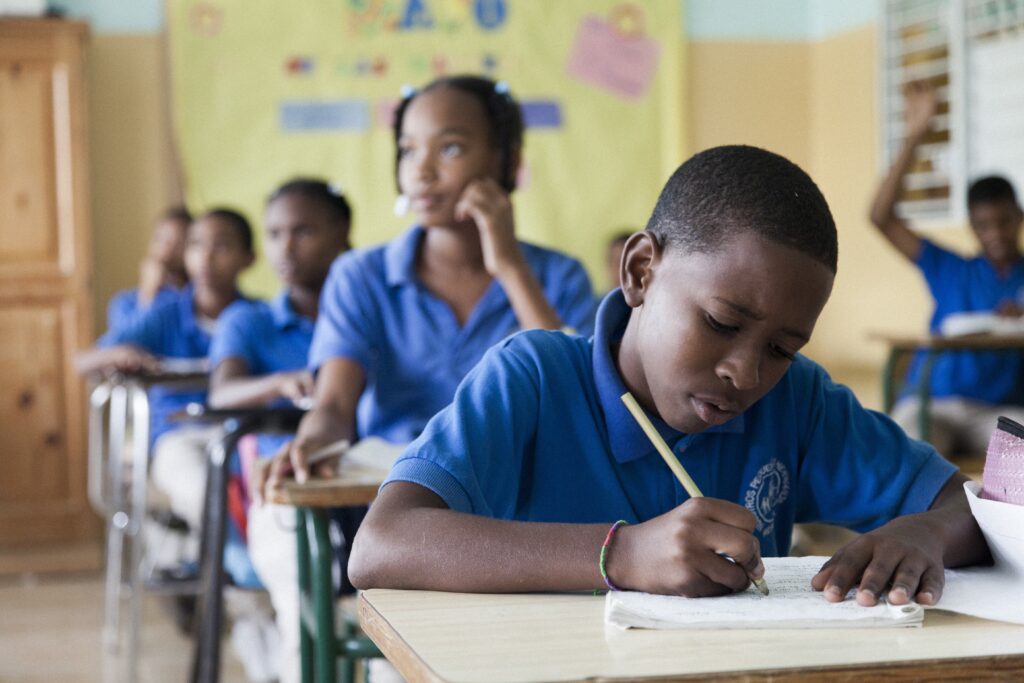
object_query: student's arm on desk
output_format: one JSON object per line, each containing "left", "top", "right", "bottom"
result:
{"left": 208, "top": 356, "right": 314, "bottom": 409}
{"left": 74, "top": 344, "right": 161, "bottom": 375}
{"left": 867, "top": 81, "right": 937, "bottom": 263}
{"left": 254, "top": 357, "right": 364, "bottom": 499}
{"left": 812, "top": 472, "right": 991, "bottom": 607}
{"left": 348, "top": 481, "right": 765, "bottom": 596}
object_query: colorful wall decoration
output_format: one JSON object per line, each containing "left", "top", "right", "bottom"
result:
{"left": 168, "top": 0, "right": 685, "bottom": 294}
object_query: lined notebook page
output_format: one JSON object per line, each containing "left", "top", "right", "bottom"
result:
{"left": 605, "top": 556, "right": 924, "bottom": 630}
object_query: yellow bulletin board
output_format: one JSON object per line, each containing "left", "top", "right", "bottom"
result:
{"left": 168, "top": 0, "right": 686, "bottom": 296}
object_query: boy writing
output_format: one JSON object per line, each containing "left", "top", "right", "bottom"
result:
{"left": 869, "top": 81, "right": 1024, "bottom": 457}
{"left": 350, "top": 145, "right": 989, "bottom": 605}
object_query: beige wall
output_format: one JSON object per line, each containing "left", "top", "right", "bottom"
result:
{"left": 86, "top": 34, "right": 180, "bottom": 334}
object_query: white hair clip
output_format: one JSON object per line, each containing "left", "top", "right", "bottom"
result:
{"left": 494, "top": 80, "right": 510, "bottom": 95}
{"left": 393, "top": 194, "right": 410, "bottom": 217}
{"left": 400, "top": 84, "right": 416, "bottom": 99}
{"left": 328, "top": 182, "right": 344, "bottom": 196}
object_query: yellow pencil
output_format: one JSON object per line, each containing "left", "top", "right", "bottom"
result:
{"left": 620, "top": 391, "right": 770, "bottom": 596}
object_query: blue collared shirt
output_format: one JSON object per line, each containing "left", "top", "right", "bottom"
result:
{"left": 905, "top": 240, "right": 1024, "bottom": 404}
{"left": 106, "top": 286, "right": 181, "bottom": 336}
{"left": 99, "top": 286, "right": 236, "bottom": 442}
{"left": 308, "top": 225, "right": 596, "bottom": 443}
{"left": 386, "top": 290, "right": 957, "bottom": 557}
{"left": 210, "top": 291, "right": 316, "bottom": 456}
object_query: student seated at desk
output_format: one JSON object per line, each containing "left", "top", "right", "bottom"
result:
{"left": 254, "top": 75, "right": 595, "bottom": 683}
{"left": 76, "top": 208, "right": 255, "bottom": 539}
{"left": 106, "top": 206, "right": 192, "bottom": 335}
{"left": 206, "top": 180, "right": 350, "bottom": 682}
{"left": 349, "top": 145, "right": 990, "bottom": 606}
{"left": 869, "top": 81, "right": 1024, "bottom": 456}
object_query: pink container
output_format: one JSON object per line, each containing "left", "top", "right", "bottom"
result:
{"left": 982, "top": 416, "right": 1024, "bottom": 505}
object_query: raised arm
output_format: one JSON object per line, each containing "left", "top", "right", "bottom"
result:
{"left": 208, "top": 356, "right": 314, "bottom": 409}
{"left": 868, "top": 81, "right": 939, "bottom": 262}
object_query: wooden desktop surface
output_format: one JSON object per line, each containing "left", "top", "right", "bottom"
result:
{"left": 268, "top": 464, "right": 387, "bottom": 508}
{"left": 872, "top": 331, "right": 1024, "bottom": 352}
{"left": 358, "top": 589, "right": 1024, "bottom": 682}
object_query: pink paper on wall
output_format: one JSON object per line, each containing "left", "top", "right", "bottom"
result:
{"left": 565, "top": 13, "right": 661, "bottom": 102}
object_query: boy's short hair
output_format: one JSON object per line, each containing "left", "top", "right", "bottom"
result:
{"left": 967, "top": 175, "right": 1019, "bottom": 210}
{"left": 201, "top": 208, "right": 254, "bottom": 253}
{"left": 392, "top": 74, "right": 524, "bottom": 192}
{"left": 646, "top": 145, "right": 838, "bottom": 274}
{"left": 268, "top": 178, "right": 353, "bottom": 229}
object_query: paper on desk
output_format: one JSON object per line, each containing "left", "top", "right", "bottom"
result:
{"left": 340, "top": 437, "right": 408, "bottom": 472}
{"left": 605, "top": 556, "right": 924, "bottom": 630}
{"left": 930, "top": 482, "right": 1024, "bottom": 625}
{"left": 940, "top": 311, "right": 1024, "bottom": 337}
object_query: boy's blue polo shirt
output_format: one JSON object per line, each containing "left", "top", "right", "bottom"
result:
{"left": 385, "top": 290, "right": 957, "bottom": 557}
{"left": 106, "top": 286, "right": 180, "bottom": 335}
{"left": 308, "top": 225, "right": 596, "bottom": 443}
{"left": 99, "top": 286, "right": 233, "bottom": 443}
{"left": 209, "top": 291, "right": 315, "bottom": 456}
{"left": 904, "top": 240, "right": 1024, "bottom": 405}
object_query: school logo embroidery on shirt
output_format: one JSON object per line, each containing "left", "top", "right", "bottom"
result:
{"left": 744, "top": 459, "right": 790, "bottom": 537}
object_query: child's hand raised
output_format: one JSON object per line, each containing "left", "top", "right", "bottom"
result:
{"left": 811, "top": 514, "right": 945, "bottom": 607}
{"left": 454, "top": 178, "right": 524, "bottom": 277}
{"left": 606, "top": 498, "right": 764, "bottom": 597}
{"left": 903, "top": 81, "right": 939, "bottom": 141}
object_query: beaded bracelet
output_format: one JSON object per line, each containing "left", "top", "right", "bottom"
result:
{"left": 599, "top": 519, "right": 630, "bottom": 591}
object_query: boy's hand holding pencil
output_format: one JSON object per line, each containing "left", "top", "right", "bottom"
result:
{"left": 615, "top": 392, "right": 769, "bottom": 597}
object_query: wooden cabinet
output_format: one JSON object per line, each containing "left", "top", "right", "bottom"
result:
{"left": 0, "top": 19, "right": 98, "bottom": 571}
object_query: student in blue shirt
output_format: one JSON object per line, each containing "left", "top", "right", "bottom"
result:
{"left": 76, "top": 208, "right": 255, "bottom": 530}
{"left": 106, "top": 206, "right": 192, "bottom": 334}
{"left": 870, "top": 81, "right": 1024, "bottom": 457}
{"left": 207, "top": 180, "right": 350, "bottom": 682}
{"left": 349, "top": 146, "right": 990, "bottom": 606}
{"left": 258, "top": 75, "right": 594, "bottom": 489}
{"left": 254, "top": 76, "right": 593, "bottom": 683}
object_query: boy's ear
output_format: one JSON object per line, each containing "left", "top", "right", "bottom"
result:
{"left": 620, "top": 231, "right": 661, "bottom": 307}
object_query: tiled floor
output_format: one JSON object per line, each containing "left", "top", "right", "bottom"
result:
{"left": 0, "top": 572, "right": 248, "bottom": 683}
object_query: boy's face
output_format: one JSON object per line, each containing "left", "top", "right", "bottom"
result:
{"left": 264, "top": 195, "right": 349, "bottom": 290}
{"left": 969, "top": 199, "right": 1023, "bottom": 266}
{"left": 618, "top": 231, "right": 834, "bottom": 434}
{"left": 149, "top": 217, "right": 188, "bottom": 272}
{"left": 184, "top": 216, "right": 254, "bottom": 294}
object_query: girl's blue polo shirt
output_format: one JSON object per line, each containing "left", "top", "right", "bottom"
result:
{"left": 385, "top": 290, "right": 958, "bottom": 557}
{"left": 209, "top": 291, "right": 316, "bottom": 455}
{"left": 308, "top": 226, "right": 596, "bottom": 444}
{"left": 106, "top": 286, "right": 180, "bottom": 335}
{"left": 905, "top": 239, "right": 1024, "bottom": 404}
{"left": 99, "top": 286, "right": 237, "bottom": 442}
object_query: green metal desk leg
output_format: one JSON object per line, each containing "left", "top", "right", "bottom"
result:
{"left": 297, "top": 508, "right": 315, "bottom": 683}
{"left": 916, "top": 352, "right": 936, "bottom": 444}
{"left": 305, "top": 508, "right": 347, "bottom": 683}
{"left": 882, "top": 348, "right": 901, "bottom": 414}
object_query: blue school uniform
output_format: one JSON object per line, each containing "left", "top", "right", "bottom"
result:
{"left": 308, "top": 225, "right": 596, "bottom": 443}
{"left": 106, "top": 286, "right": 180, "bottom": 334}
{"left": 209, "top": 291, "right": 315, "bottom": 456}
{"left": 99, "top": 285, "right": 230, "bottom": 443}
{"left": 385, "top": 290, "right": 957, "bottom": 557}
{"left": 904, "top": 240, "right": 1024, "bottom": 404}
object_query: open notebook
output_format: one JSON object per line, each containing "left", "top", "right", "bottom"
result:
{"left": 605, "top": 556, "right": 924, "bottom": 630}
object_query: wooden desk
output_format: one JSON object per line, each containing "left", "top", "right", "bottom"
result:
{"left": 873, "top": 332, "right": 1024, "bottom": 443}
{"left": 359, "top": 590, "right": 1024, "bottom": 682}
